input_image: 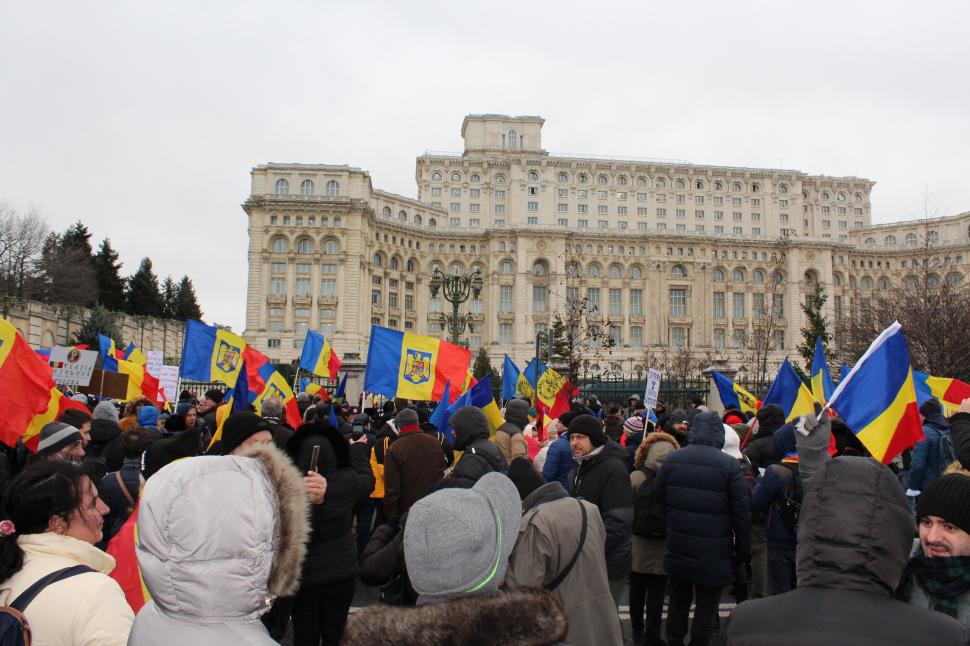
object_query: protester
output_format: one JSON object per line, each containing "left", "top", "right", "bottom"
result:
{"left": 897, "top": 472, "right": 970, "bottom": 626}
{"left": 506, "top": 457, "right": 623, "bottom": 646}
{"left": 35, "top": 421, "right": 85, "bottom": 464}
{"left": 368, "top": 410, "right": 398, "bottom": 525}
{"left": 542, "top": 411, "right": 577, "bottom": 492}
{"left": 0, "top": 460, "right": 134, "bottom": 645}
{"left": 908, "top": 398, "right": 953, "bottom": 502}
{"left": 714, "top": 457, "right": 969, "bottom": 645}
{"left": 448, "top": 406, "right": 508, "bottom": 487}
{"left": 258, "top": 397, "right": 295, "bottom": 451}
{"left": 127, "top": 442, "right": 310, "bottom": 646}
{"left": 666, "top": 408, "right": 690, "bottom": 446}
{"left": 630, "top": 430, "right": 680, "bottom": 646}
{"left": 60, "top": 407, "right": 93, "bottom": 447}
{"left": 218, "top": 411, "right": 274, "bottom": 455}
{"left": 87, "top": 400, "right": 124, "bottom": 473}
{"left": 495, "top": 398, "right": 530, "bottom": 462}
{"left": 750, "top": 423, "right": 799, "bottom": 595}
{"left": 533, "top": 417, "right": 562, "bottom": 474}
{"left": 383, "top": 408, "right": 447, "bottom": 520}
{"left": 99, "top": 428, "right": 152, "bottom": 547}
{"left": 137, "top": 404, "right": 160, "bottom": 436}
{"left": 286, "top": 421, "right": 374, "bottom": 645}
{"left": 656, "top": 411, "right": 751, "bottom": 646}
{"left": 118, "top": 396, "right": 151, "bottom": 433}
{"left": 567, "top": 414, "right": 634, "bottom": 640}
{"left": 623, "top": 415, "right": 645, "bottom": 470}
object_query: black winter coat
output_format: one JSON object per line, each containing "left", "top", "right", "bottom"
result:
{"left": 714, "top": 456, "right": 968, "bottom": 646}
{"left": 655, "top": 412, "right": 751, "bottom": 588}
{"left": 288, "top": 423, "right": 375, "bottom": 587}
{"left": 87, "top": 418, "right": 124, "bottom": 473}
{"left": 570, "top": 440, "right": 633, "bottom": 581}
{"left": 449, "top": 406, "right": 508, "bottom": 477}
{"left": 98, "top": 457, "right": 141, "bottom": 547}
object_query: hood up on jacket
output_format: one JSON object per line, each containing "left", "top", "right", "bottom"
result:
{"left": 450, "top": 406, "right": 490, "bottom": 451}
{"left": 93, "top": 400, "right": 120, "bottom": 423}
{"left": 136, "top": 443, "right": 310, "bottom": 620}
{"left": 772, "top": 423, "right": 797, "bottom": 458}
{"left": 503, "top": 399, "right": 530, "bottom": 432}
{"left": 796, "top": 456, "right": 912, "bottom": 595}
{"left": 687, "top": 412, "right": 725, "bottom": 448}
{"left": 635, "top": 431, "right": 680, "bottom": 470}
{"left": 341, "top": 588, "right": 567, "bottom": 646}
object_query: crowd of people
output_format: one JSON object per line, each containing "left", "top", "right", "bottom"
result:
{"left": 2, "top": 386, "right": 970, "bottom": 645}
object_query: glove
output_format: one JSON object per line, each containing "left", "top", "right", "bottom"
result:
{"left": 796, "top": 402, "right": 832, "bottom": 493}
{"left": 906, "top": 489, "right": 921, "bottom": 498}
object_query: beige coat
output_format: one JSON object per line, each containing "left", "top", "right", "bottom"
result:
{"left": 0, "top": 532, "right": 133, "bottom": 646}
{"left": 506, "top": 482, "right": 623, "bottom": 646}
{"left": 631, "top": 432, "right": 680, "bottom": 575}
{"left": 494, "top": 426, "right": 529, "bottom": 463}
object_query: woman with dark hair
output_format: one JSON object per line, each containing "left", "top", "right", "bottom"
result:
{"left": 286, "top": 421, "right": 375, "bottom": 645}
{"left": 0, "top": 460, "right": 133, "bottom": 644}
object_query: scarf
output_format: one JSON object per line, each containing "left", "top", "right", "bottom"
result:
{"left": 898, "top": 549, "right": 970, "bottom": 618}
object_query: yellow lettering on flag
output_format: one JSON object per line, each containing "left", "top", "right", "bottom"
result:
{"left": 396, "top": 332, "right": 440, "bottom": 401}
{"left": 210, "top": 329, "right": 246, "bottom": 386}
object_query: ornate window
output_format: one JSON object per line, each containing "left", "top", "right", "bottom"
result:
{"left": 325, "top": 180, "right": 340, "bottom": 197}
{"left": 300, "top": 179, "right": 314, "bottom": 196}
{"left": 671, "top": 264, "right": 687, "bottom": 279}
{"left": 274, "top": 179, "right": 289, "bottom": 196}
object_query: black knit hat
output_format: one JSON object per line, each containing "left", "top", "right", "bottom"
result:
{"left": 567, "top": 414, "right": 607, "bottom": 447}
{"left": 508, "top": 456, "right": 546, "bottom": 501}
{"left": 220, "top": 412, "right": 272, "bottom": 455}
{"left": 916, "top": 474, "right": 970, "bottom": 535}
{"left": 204, "top": 388, "right": 224, "bottom": 404}
{"left": 919, "top": 398, "right": 943, "bottom": 418}
{"left": 756, "top": 403, "right": 786, "bottom": 435}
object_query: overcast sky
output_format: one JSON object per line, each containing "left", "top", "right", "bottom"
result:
{"left": 2, "top": 1, "right": 968, "bottom": 332}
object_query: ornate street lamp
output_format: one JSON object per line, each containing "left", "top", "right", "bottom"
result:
{"left": 429, "top": 266, "right": 483, "bottom": 345}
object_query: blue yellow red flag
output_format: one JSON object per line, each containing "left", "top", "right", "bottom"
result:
{"left": 810, "top": 337, "right": 835, "bottom": 404}
{"left": 913, "top": 370, "right": 970, "bottom": 417}
{"left": 180, "top": 319, "right": 246, "bottom": 388}
{"left": 298, "top": 330, "right": 342, "bottom": 381}
{"left": 123, "top": 342, "right": 148, "bottom": 366}
{"left": 118, "top": 359, "right": 159, "bottom": 402}
{"left": 763, "top": 358, "right": 816, "bottom": 423}
{"left": 536, "top": 366, "right": 571, "bottom": 421}
{"left": 99, "top": 334, "right": 121, "bottom": 372}
{"left": 429, "top": 380, "right": 454, "bottom": 442}
{"left": 449, "top": 374, "right": 505, "bottom": 438}
{"left": 238, "top": 347, "right": 302, "bottom": 428}
{"left": 827, "top": 322, "right": 923, "bottom": 464}
{"left": 502, "top": 355, "right": 520, "bottom": 402}
{"left": 300, "top": 378, "right": 327, "bottom": 399}
{"left": 516, "top": 357, "right": 545, "bottom": 400}
{"left": 363, "top": 326, "right": 471, "bottom": 402}
{"left": 333, "top": 371, "right": 348, "bottom": 403}
{"left": 710, "top": 371, "right": 760, "bottom": 414}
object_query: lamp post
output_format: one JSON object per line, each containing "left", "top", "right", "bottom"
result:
{"left": 428, "top": 267, "right": 483, "bottom": 346}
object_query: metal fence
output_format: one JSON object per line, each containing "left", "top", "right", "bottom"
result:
{"left": 576, "top": 375, "right": 766, "bottom": 411}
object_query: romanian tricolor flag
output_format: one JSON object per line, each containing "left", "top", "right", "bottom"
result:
{"left": 332, "top": 372, "right": 348, "bottom": 404}
{"left": 450, "top": 374, "right": 505, "bottom": 438}
{"left": 298, "top": 330, "right": 342, "bottom": 381}
{"left": 810, "top": 337, "right": 835, "bottom": 404}
{"left": 241, "top": 347, "right": 302, "bottom": 428}
{"left": 710, "top": 371, "right": 760, "bottom": 414}
{"left": 535, "top": 366, "right": 572, "bottom": 422}
{"left": 207, "top": 402, "right": 234, "bottom": 449}
{"left": 828, "top": 322, "right": 923, "bottom": 464}
{"left": 913, "top": 371, "right": 970, "bottom": 417}
{"left": 763, "top": 358, "right": 816, "bottom": 423}
{"left": 180, "top": 319, "right": 246, "bottom": 388}
{"left": 107, "top": 508, "right": 151, "bottom": 612}
{"left": 364, "top": 326, "right": 471, "bottom": 402}
{"left": 99, "top": 334, "right": 124, "bottom": 372}
{"left": 300, "top": 378, "right": 328, "bottom": 400}
{"left": 123, "top": 342, "right": 147, "bottom": 366}
{"left": 502, "top": 355, "right": 520, "bottom": 402}
{"left": 119, "top": 359, "right": 159, "bottom": 402}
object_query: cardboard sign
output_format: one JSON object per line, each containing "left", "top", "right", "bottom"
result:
{"left": 643, "top": 368, "right": 663, "bottom": 409}
{"left": 77, "top": 369, "right": 130, "bottom": 399}
{"left": 49, "top": 346, "right": 98, "bottom": 386}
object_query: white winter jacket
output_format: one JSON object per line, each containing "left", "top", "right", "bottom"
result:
{"left": 0, "top": 532, "right": 133, "bottom": 646}
{"left": 127, "top": 443, "right": 309, "bottom": 646}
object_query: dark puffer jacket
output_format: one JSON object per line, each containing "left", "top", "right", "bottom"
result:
{"left": 655, "top": 411, "right": 751, "bottom": 588}
{"left": 742, "top": 403, "right": 786, "bottom": 471}
{"left": 287, "top": 422, "right": 375, "bottom": 587}
{"left": 570, "top": 439, "right": 633, "bottom": 582}
{"left": 713, "top": 457, "right": 969, "bottom": 646}
{"left": 750, "top": 423, "right": 798, "bottom": 544}
{"left": 449, "top": 406, "right": 508, "bottom": 485}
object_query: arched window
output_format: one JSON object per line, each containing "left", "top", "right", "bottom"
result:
{"left": 450, "top": 263, "right": 462, "bottom": 275}
{"left": 805, "top": 270, "right": 818, "bottom": 285}
{"left": 906, "top": 232, "right": 918, "bottom": 247}
{"left": 905, "top": 276, "right": 918, "bottom": 289}
{"left": 398, "top": 210, "right": 407, "bottom": 221}
{"left": 751, "top": 182, "right": 760, "bottom": 192}
{"left": 928, "top": 274, "right": 941, "bottom": 289}
{"left": 508, "top": 130, "right": 517, "bottom": 149}
{"left": 297, "top": 238, "right": 313, "bottom": 253}
{"left": 671, "top": 264, "right": 687, "bottom": 279}
{"left": 382, "top": 206, "right": 391, "bottom": 218}
{"left": 928, "top": 230, "right": 940, "bottom": 245}
{"left": 271, "top": 237, "right": 287, "bottom": 252}
{"left": 695, "top": 180, "right": 705, "bottom": 190}
{"left": 406, "top": 259, "right": 416, "bottom": 272}
{"left": 713, "top": 181, "right": 723, "bottom": 191}
{"left": 414, "top": 214, "right": 422, "bottom": 225}
{"left": 428, "top": 218, "right": 437, "bottom": 227}
{"left": 533, "top": 260, "right": 548, "bottom": 276}
{"left": 877, "top": 277, "right": 889, "bottom": 291}
{"left": 597, "top": 174, "right": 609, "bottom": 185}
{"left": 558, "top": 172, "right": 569, "bottom": 183}
{"left": 528, "top": 170, "right": 539, "bottom": 182}
{"left": 772, "top": 271, "right": 785, "bottom": 285}
{"left": 732, "top": 182, "right": 742, "bottom": 192}
{"left": 373, "top": 253, "right": 383, "bottom": 268}
{"left": 323, "top": 239, "right": 338, "bottom": 254}
{"left": 860, "top": 277, "right": 872, "bottom": 290}
{"left": 390, "top": 256, "right": 400, "bottom": 270}
{"left": 609, "top": 264, "right": 622, "bottom": 278}
{"left": 501, "top": 260, "right": 513, "bottom": 274}
{"left": 617, "top": 175, "right": 628, "bottom": 186}
{"left": 325, "top": 180, "right": 340, "bottom": 197}
{"left": 778, "top": 183, "right": 788, "bottom": 194}
{"left": 732, "top": 269, "right": 745, "bottom": 282}
{"left": 275, "top": 179, "right": 289, "bottom": 196}
{"left": 630, "top": 265, "right": 643, "bottom": 279}
{"left": 451, "top": 172, "right": 462, "bottom": 182}
{"left": 494, "top": 174, "right": 505, "bottom": 184}
{"left": 431, "top": 172, "right": 442, "bottom": 181}
{"left": 865, "top": 237, "right": 876, "bottom": 248}
{"left": 675, "top": 179, "right": 686, "bottom": 189}
{"left": 656, "top": 178, "right": 667, "bottom": 188}
{"left": 470, "top": 173, "right": 480, "bottom": 182}
{"left": 588, "top": 264, "right": 601, "bottom": 278}
{"left": 752, "top": 269, "right": 765, "bottom": 283}
{"left": 885, "top": 234, "right": 897, "bottom": 247}
{"left": 949, "top": 273, "right": 963, "bottom": 287}
{"left": 637, "top": 176, "right": 649, "bottom": 187}
{"left": 566, "top": 263, "right": 579, "bottom": 277}
{"left": 821, "top": 191, "right": 830, "bottom": 200}
{"left": 300, "top": 179, "right": 314, "bottom": 196}
{"left": 713, "top": 268, "right": 725, "bottom": 282}
{"left": 855, "top": 193, "right": 863, "bottom": 203}
{"left": 837, "top": 192, "right": 847, "bottom": 202}
{"left": 578, "top": 173, "right": 589, "bottom": 184}
{"left": 833, "top": 272, "right": 842, "bottom": 286}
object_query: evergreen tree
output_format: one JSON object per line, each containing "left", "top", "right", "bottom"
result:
{"left": 124, "top": 257, "right": 164, "bottom": 317}
{"left": 797, "top": 282, "right": 831, "bottom": 373}
{"left": 472, "top": 347, "right": 494, "bottom": 379}
{"left": 34, "top": 230, "right": 96, "bottom": 307}
{"left": 160, "top": 276, "right": 178, "bottom": 318}
{"left": 92, "top": 238, "right": 126, "bottom": 311}
{"left": 72, "top": 304, "right": 121, "bottom": 350}
{"left": 173, "top": 275, "right": 203, "bottom": 320}
{"left": 58, "top": 221, "right": 94, "bottom": 257}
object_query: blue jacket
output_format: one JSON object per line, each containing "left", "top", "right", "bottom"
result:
{"left": 751, "top": 463, "right": 798, "bottom": 544}
{"left": 655, "top": 411, "right": 751, "bottom": 587}
{"left": 909, "top": 416, "right": 951, "bottom": 492}
{"left": 542, "top": 435, "right": 573, "bottom": 493}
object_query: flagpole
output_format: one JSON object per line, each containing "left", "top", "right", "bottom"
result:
{"left": 293, "top": 366, "right": 300, "bottom": 392}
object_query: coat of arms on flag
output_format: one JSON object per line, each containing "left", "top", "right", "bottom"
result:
{"left": 403, "top": 349, "right": 432, "bottom": 385}
{"left": 215, "top": 339, "right": 241, "bottom": 373}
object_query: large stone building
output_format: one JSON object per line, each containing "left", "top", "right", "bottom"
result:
{"left": 242, "top": 114, "right": 970, "bottom": 392}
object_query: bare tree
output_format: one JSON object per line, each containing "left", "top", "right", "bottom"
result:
{"left": 0, "top": 202, "right": 49, "bottom": 301}
{"left": 640, "top": 344, "right": 713, "bottom": 382}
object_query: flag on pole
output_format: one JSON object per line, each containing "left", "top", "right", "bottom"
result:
{"left": 913, "top": 371, "right": 970, "bottom": 417}
{"left": 535, "top": 367, "right": 572, "bottom": 423}
{"left": 123, "top": 342, "right": 148, "bottom": 366}
{"left": 763, "top": 358, "right": 816, "bottom": 423}
{"left": 449, "top": 375, "right": 505, "bottom": 438}
{"left": 298, "top": 330, "right": 342, "bottom": 381}
{"left": 827, "top": 322, "right": 923, "bottom": 464}
{"left": 502, "top": 355, "right": 520, "bottom": 402}
{"left": 839, "top": 363, "right": 851, "bottom": 383}
{"left": 810, "top": 337, "right": 835, "bottom": 404}
{"left": 333, "top": 371, "right": 348, "bottom": 404}
{"left": 364, "top": 326, "right": 470, "bottom": 402}
{"left": 119, "top": 360, "right": 159, "bottom": 402}
{"left": 710, "top": 371, "right": 760, "bottom": 414}
{"left": 300, "top": 378, "right": 328, "bottom": 400}
{"left": 517, "top": 358, "right": 545, "bottom": 400}
{"left": 180, "top": 319, "right": 246, "bottom": 388}
{"left": 429, "top": 380, "right": 454, "bottom": 442}
{"left": 238, "top": 347, "right": 303, "bottom": 429}
{"left": 99, "top": 334, "right": 123, "bottom": 372}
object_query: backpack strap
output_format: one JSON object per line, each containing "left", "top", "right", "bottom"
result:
{"left": 546, "top": 500, "right": 588, "bottom": 591}
{"left": 115, "top": 471, "right": 136, "bottom": 508}
{"left": 9, "top": 565, "right": 95, "bottom": 612}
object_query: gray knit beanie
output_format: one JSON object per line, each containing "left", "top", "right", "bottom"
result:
{"left": 37, "top": 422, "right": 83, "bottom": 457}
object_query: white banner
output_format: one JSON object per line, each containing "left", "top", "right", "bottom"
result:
{"left": 643, "top": 368, "right": 663, "bottom": 409}
{"left": 158, "top": 364, "right": 180, "bottom": 403}
{"left": 147, "top": 351, "right": 164, "bottom": 377}
{"left": 49, "top": 346, "right": 98, "bottom": 386}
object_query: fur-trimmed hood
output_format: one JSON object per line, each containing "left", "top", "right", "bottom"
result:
{"left": 635, "top": 431, "right": 681, "bottom": 469}
{"left": 135, "top": 443, "right": 310, "bottom": 621}
{"left": 340, "top": 587, "right": 568, "bottom": 646}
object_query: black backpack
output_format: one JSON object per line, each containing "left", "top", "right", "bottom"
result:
{"left": 771, "top": 465, "right": 803, "bottom": 532}
{"left": 0, "top": 565, "right": 93, "bottom": 646}
{"left": 632, "top": 467, "right": 666, "bottom": 539}
{"left": 938, "top": 429, "right": 956, "bottom": 475}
